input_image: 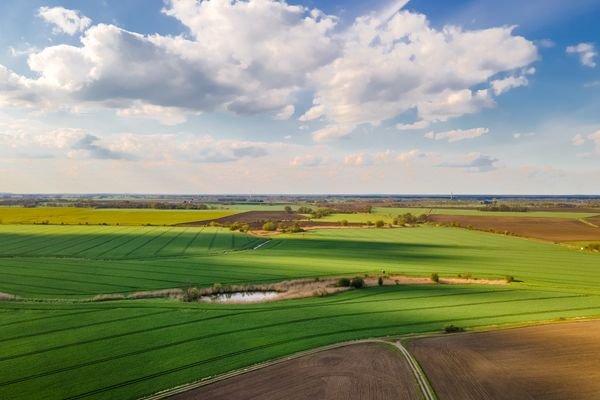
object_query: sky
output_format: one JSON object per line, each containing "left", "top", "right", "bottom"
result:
{"left": 0, "top": 0, "right": 599, "bottom": 194}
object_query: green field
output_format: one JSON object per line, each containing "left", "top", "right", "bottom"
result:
{"left": 0, "top": 225, "right": 599, "bottom": 399}
{"left": 315, "top": 207, "right": 600, "bottom": 224}
{"left": 0, "top": 207, "right": 235, "bottom": 226}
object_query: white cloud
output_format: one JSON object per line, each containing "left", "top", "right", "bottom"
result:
{"left": 38, "top": 6, "right": 92, "bottom": 36}
{"left": 572, "top": 133, "right": 586, "bottom": 146}
{"left": 396, "top": 120, "right": 430, "bottom": 130}
{"left": 425, "top": 127, "right": 489, "bottom": 143}
{"left": 344, "top": 153, "right": 370, "bottom": 166}
{"left": 0, "top": 0, "right": 537, "bottom": 135}
{"left": 566, "top": 43, "right": 597, "bottom": 68}
{"left": 491, "top": 75, "right": 529, "bottom": 95}
{"left": 290, "top": 154, "right": 324, "bottom": 167}
{"left": 439, "top": 153, "right": 499, "bottom": 172}
{"left": 116, "top": 102, "right": 188, "bottom": 126}
{"left": 307, "top": 6, "right": 536, "bottom": 141}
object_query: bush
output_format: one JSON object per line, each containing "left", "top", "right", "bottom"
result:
{"left": 505, "top": 275, "right": 515, "bottom": 283}
{"left": 444, "top": 324, "right": 465, "bottom": 333}
{"left": 337, "top": 277, "right": 351, "bottom": 287}
{"left": 430, "top": 272, "right": 439, "bottom": 283}
{"left": 339, "top": 219, "right": 349, "bottom": 226}
{"left": 290, "top": 222, "right": 304, "bottom": 233}
{"left": 378, "top": 276, "right": 384, "bottom": 286}
{"left": 375, "top": 220, "right": 385, "bottom": 228}
{"left": 262, "top": 221, "right": 276, "bottom": 231}
{"left": 586, "top": 243, "right": 600, "bottom": 251}
{"left": 183, "top": 287, "right": 201, "bottom": 302}
{"left": 351, "top": 277, "right": 365, "bottom": 288}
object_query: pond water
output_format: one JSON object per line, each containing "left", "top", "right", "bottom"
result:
{"left": 204, "top": 291, "right": 280, "bottom": 303}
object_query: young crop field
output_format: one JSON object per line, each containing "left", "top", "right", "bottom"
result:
{"left": 315, "top": 207, "right": 600, "bottom": 224}
{"left": 0, "top": 207, "right": 237, "bottom": 226}
{"left": 0, "top": 225, "right": 599, "bottom": 399}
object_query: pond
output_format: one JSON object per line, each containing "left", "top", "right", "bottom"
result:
{"left": 203, "top": 291, "right": 280, "bottom": 303}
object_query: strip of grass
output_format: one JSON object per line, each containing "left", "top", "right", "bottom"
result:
{"left": 0, "top": 207, "right": 236, "bottom": 226}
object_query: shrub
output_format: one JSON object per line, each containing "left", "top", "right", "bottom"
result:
{"left": 375, "top": 220, "right": 385, "bottom": 228}
{"left": 290, "top": 222, "right": 304, "bottom": 233}
{"left": 262, "top": 221, "right": 276, "bottom": 231}
{"left": 366, "top": 220, "right": 374, "bottom": 226}
{"left": 351, "top": 277, "right": 365, "bottom": 288}
{"left": 586, "top": 243, "right": 600, "bottom": 251}
{"left": 430, "top": 273, "right": 439, "bottom": 283}
{"left": 337, "top": 277, "right": 351, "bottom": 287}
{"left": 378, "top": 276, "right": 384, "bottom": 286}
{"left": 444, "top": 324, "right": 465, "bottom": 333}
{"left": 505, "top": 275, "right": 515, "bottom": 283}
{"left": 339, "top": 219, "right": 349, "bottom": 226}
{"left": 183, "top": 287, "right": 201, "bottom": 302}
{"left": 240, "top": 224, "right": 250, "bottom": 232}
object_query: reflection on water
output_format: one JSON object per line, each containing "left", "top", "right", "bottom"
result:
{"left": 204, "top": 291, "right": 279, "bottom": 303}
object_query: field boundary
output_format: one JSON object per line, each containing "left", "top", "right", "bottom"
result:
{"left": 141, "top": 316, "right": 600, "bottom": 400}
{"left": 141, "top": 338, "right": 404, "bottom": 400}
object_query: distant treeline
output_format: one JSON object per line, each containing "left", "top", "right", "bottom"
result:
{"left": 0, "top": 200, "right": 212, "bottom": 210}
{"left": 479, "top": 204, "right": 528, "bottom": 212}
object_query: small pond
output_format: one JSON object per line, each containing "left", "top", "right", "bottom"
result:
{"left": 204, "top": 291, "right": 280, "bottom": 303}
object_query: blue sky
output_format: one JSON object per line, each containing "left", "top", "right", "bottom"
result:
{"left": 0, "top": 0, "right": 599, "bottom": 194}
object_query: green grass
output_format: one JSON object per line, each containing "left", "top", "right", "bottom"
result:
{"left": 0, "top": 207, "right": 235, "bottom": 226}
{"left": 314, "top": 207, "right": 600, "bottom": 224}
{"left": 0, "top": 224, "right": 599, "bottom": 399}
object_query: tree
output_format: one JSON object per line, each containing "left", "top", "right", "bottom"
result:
{"left": 262, "top": 221, "right": 276, "bottom": 231}
{"left": 378, "top": 276, "right": 384, "bottom": 286}
{"left": 375, "top": 220, "right": 385, "bottom": 228}
{"left": 337, "top": 278, "right": 351, "bottom": 287}
{"left": 430, "top": 272, "right": 439, "bottom": 283}
{"left": 284, "top": 206, "right": 293, "bottom": 213}
{"left": 351, "top": 277, "right": 365, "bottom": 288}
{"left": 339, "top": 219, "right": 349, "bottom": 226}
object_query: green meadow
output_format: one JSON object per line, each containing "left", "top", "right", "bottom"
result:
{"left": 0, "top": 224, "right": 599, "bottom": 399}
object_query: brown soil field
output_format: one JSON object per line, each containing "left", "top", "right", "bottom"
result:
{"left": 167, "top": 343, "right": 421, "bottom": 400}
{"left": 180, "top": 211, "right": 303, "bottom": 228}
{"left": 429, "top": 214, "right": 600, "bottom": 242}
{"left": 585, "top": 216, "right": 600, "bottom": 227}
{"left": 408, "top": 320, "right": 600, "bottom": 400}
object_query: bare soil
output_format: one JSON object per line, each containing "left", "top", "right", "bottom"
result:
{"left": 179, "top": 210, "right": 303, "bottom": 228}
{"left": 407, "top": 320, "right": 600, "bottom": 400}
{"left": 428, "top": 214, "right": 600, "bottom": 242}
{"left": 167, "top": 343, "right": 421, "bottom": 400}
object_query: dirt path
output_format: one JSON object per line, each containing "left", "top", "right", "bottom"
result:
{"left": 393, "top": 341, "right": 437, "bottom": 400}
{"left": 144, "top": 340, "right": 424, "bottom": 400}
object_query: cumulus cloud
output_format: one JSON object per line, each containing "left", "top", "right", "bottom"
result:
{"left": 1, "top": 0, "right": 536, "bottom": 135}
{"left": 38, "top": 6, "right": 92, "bottom": 35}
{"left": 439, "top": 153, "right": 499, "bottom": 172}
{"left": 0, "top": 119, "right": 274, "bottom": 163}
{"left": 491, "top": 75, "right": 529, "bottom": 95}
{"left": 116, "top": 102, "right": 187, "bottom": 126}
{"left": 566, "top": 43, "right": 597, "bottom": 67}
{"left": 425, "top": 127, "right": 489, "bottom": 143}
{"left": 305, "top": 6, "right": 537, "bottom": 141}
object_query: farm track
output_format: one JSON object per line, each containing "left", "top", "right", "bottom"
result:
{"left": 394, "top": 341, "right": 436, "bottom": 400}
